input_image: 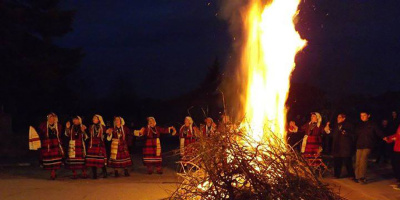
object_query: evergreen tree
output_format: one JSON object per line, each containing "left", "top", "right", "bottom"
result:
{"left": 0, "top": 0, "right": 83, "bottom": 128}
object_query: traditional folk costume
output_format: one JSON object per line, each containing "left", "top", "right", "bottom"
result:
{"left": 107, "top": 117, "right": 132, "bottom": 177}
{"left": 64, "top": 116, "right": 88, "bottom": 179}
{"left": 37, "top": 113, "right": 64, "bottom": 180}
{"left": 201, "top": 117, "right": 216, "bottom": 137}
{"left": 301, "top": 112, "right": 324, "bottom": 165}
{"left": 179, "top": 116, "right": 198, "bottom": 160}
{"left": 86, "top": 115, "right": 108, "bottom": 179}
{"left": 140, "top": 117, "right": 175, "bottom": 174}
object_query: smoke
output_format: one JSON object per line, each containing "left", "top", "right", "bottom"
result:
{"left": 217, "top": 0, "right": 247, "bottom": 47}
{"left": 216, "top": 0, "right": 250, "bottom": 119}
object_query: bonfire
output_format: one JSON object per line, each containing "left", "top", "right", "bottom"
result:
{"left": 171, "top": 0, "right": 343, "bottom": 199}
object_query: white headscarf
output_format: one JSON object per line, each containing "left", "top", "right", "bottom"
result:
{"left": 147, "top": 117, "right": 156, "bottom": 126}
{"left": 94, "top": 114, "right": 105, "bottom": 126}
{"left": 181, "top": 116, "right": 194, "bottom": 134}
{"left": 113, "top": 116, "right": 125, "bottom": 128}
{"left": 46, "top": 113, "right": 59, "bottom": 137}
{"left": 310, "top": 112, "right": 322, "bottom": 127}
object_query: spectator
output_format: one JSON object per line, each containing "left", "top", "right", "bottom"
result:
{"left": 383, "top": 125, "right": 400, "bottom": 189}
{"left": 325, "top": 113, "right": 355, "bottom": 179}
{"left": 354, "top": 111, "right": 384, "bottom": 184}
{"left": 376, "top": 119, "right": 392, "bottom": 164}
{"left": 286, "top": 120, "right": 302, "bottom": 152}
{"left": 390, "top": 111, "right": 400, "bottom": 131}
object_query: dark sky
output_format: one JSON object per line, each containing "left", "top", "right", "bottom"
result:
{"left": 57, "top": 0, "right": 400, "bottom": 99}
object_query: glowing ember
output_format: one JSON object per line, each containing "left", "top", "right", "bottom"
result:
{"left": 241, "top": 0, "right": 307, "bottom": 142}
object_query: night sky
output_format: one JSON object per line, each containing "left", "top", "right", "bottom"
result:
{"left": 57, "top": 0, "right": 400, "bottom": 99}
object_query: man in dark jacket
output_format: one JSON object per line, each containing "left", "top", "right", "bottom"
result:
{"left": 325, "top": 113, "right": 355, "bottom": 179}
{"left": 354, "top": 111, "right": 384, "bottom": 184}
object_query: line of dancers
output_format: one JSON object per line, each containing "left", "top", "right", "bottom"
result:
{"left": 30, "top": 113, "right": 218, "bottom": 180}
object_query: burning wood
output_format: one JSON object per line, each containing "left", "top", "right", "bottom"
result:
{"left": 171, "top": 129, "right": 344, "bottom": 200}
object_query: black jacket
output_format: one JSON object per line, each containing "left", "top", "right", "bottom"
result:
{"left": 355, "top": 121, "right": 384, "bottom": 149}
{"left": 331, "top": 121, "right": 355, "bottom": 157}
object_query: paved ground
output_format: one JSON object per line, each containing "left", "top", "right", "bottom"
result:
{"left": 324, "top": 162, "right": 400, "bottom": 200}
{"left": 1, "top": 154, "right": 400, "bottom": 200}
{"left": 0, "top": 154, "right": 180, "bottom": 200}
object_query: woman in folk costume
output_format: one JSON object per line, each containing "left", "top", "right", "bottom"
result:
{"left": 301, "top": 112, "right": 325, "bottom": 162}
{"left": 64, "top": 116, "right": 88, "bottom": 179}
{"left": 106, "top": 116, "right": 133, "bottom": 177}
{"left": 139, "top": 117, "right": 176, "bottom": 174}
{"left": 200, "top": 117, "right": 216, "bottom": 137}
{"left": 179, "top": 116, "right": 199, "bottom": 159}
{"left": 37, "top": 113, "right": 64, "bottom": 180}
{"left": 86, "top": 115, "right": 108, "bottom": 179}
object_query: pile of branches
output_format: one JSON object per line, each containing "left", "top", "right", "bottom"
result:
{"left": 171, "top": 126, "right": 344, "bottom": 200}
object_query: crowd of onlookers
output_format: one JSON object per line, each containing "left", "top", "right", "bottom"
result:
{"left": 287, "top": 110, "right": 400, "bottom": 188}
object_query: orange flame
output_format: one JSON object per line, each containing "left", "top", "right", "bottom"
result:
{"left": 241, "top": 0, "right": 306, "bottom": 142}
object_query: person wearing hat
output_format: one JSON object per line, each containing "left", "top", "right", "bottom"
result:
{"left": 37, "top": 113, "right": 64, "bottom": 180}
{"left": 106, "top": 116, "right": 133, "bottom": 177}
{"left": 65, "top": 116, "right": 88, "bottom": 179}
{"left": 139, "top": 117, "right": 176, "bottom": 174}
{"left": 86, "top": 114, "right": 108, "bottom": 179}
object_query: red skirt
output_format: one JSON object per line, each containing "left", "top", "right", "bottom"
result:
{"left": 86, "top": 138, "right": 107, "bottom": 168}
{"left": 143, "top": 138, "right": 162, "bottom": 165}
{"left": 65, "top": 140, "right": 86, "bottom": 170}
{"left": 40, "top": 139, "right": 63, "bottom": 170}
{"left": 181, "top": 137, "right": 196, "bottom": 161}
{"left": 108, "top": 141, "right": 132, "bottom": 168}
{"left": 303, "top": 135, "right": 322, "bottom": 159}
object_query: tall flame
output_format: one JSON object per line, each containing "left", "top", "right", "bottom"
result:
{"left": 241, "top": 0, "right": 306, "bottom": 142}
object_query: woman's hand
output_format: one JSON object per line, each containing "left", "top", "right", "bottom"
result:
{"left": 106, "top": 128, "right": 113, "bottom": 135}
{"left": 170, "top": 126, "right": 176, "bottom": 136}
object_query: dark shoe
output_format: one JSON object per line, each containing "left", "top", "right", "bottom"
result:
{"left": 359, "top": 178, "right": 367, "bottom": 184}
{"left": 92, "top": 167, "right": 98, "bottom": 179}
{"left": 354, "top": 179, "right": 359, "bottom": 183}
{"left": 348, "top": 177, "right": 356, "bottom": 181}
{"left": 124, "top": 169, "right": 130, "bottom": 177}
{"left": 114, "top": 170, "right": 119, "bottom": 177}
{"left": 102, "top": 167, "right": 108, "bottom": 178}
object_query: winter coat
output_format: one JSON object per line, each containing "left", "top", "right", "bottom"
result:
{"left": 331, "top": 121, "right": 355, "bottom": 157}
{"left": 355, "top": 121, "right": 384, "bottom": 149}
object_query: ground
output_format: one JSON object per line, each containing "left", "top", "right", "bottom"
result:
{"left": 1, "top": 154, "right": 400, "bottom": 200}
